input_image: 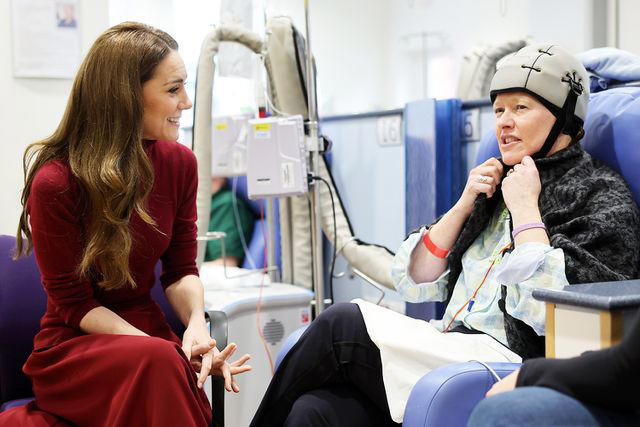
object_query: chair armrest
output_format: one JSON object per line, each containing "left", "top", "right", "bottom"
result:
{"left": 274, "top": 326, "right": 308, "bottom": 370}
{"left": 206, "top": 310, "right": 228, "bottom": 349}
{"left": 404, "top": 361, "right": 521, "bottom": 427}
{"left": 205, "top": 310, "right": 228, "bottom": 427}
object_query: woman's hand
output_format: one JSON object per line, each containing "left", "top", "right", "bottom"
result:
{"left": 182, "top": 321, "right": 252, "bottom": 391}
{"left": 182, "top": 320, "right": 216, "bottom": 364}
{"left": 199, "top": 343, "right": 252, "bottom": 392}
{"left": 486, "top": 369, "right": 520, "bottom": 397}
{"left": 502, "top": 156, "right": 541, "bottom": 216}
{"left": 456, "top": 158, "right": 504, "bottom": 214}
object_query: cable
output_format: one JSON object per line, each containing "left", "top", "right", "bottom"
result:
{"left": 468, "top": 360, "right": 502, "bottom": 382}
{"left": 443, "top": 241, "right": 513, "bottom": 333}
{"left": 310, "top": 175, "right": 337, "bottom": 304}
{"left": 255, "top": 198, "right": 275, "bottom": 375}
{"left": 264, "top": 90, "right": 289, "bottom": 117}
{"left": 231, "top": 177, "right": 257, "bottom": 269}
{"left": 258, "top": 56, "right": 290, "bottom": 117}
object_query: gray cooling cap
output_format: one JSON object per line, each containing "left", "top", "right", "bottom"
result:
{"left": 489, "top": 44, "right": 590, "bottom": 121}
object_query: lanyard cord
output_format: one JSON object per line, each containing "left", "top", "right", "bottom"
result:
{"left": 443, "top": 241, "right": 513, "bottom": 333}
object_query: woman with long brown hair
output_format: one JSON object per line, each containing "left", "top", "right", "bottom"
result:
{"left": 1, "top": 22, "right": 250, "bottom": 426}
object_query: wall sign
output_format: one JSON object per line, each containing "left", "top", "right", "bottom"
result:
{"left": 11, "top": 0, "right": 81, "bottom": 78}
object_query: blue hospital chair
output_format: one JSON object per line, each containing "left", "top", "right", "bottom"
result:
{"left": 0, "top": 236, "right": 183, "bottom": 411}
{"left": 277, "top": 84, "right": 640, "bottom": 426}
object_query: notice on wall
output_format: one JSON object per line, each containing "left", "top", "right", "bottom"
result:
{"left": 11, "top": 0, "right": 81, "bottom": 78}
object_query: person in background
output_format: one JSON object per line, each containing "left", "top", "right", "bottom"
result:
{"left": 204, "top": 177, "right": 256, "bottom": 267}
{"left": 0, "top": 22, "right": 250, "bottom": 426}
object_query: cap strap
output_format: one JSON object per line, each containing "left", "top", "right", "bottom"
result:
{"left": 532, "top": 85, "right": 579, "bottom": 159}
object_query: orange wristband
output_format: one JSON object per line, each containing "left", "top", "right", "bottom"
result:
{"left": 423, "top": 230, "right": 449, "bottom": 259}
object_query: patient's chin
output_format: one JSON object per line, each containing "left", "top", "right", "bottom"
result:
{"left": 500, "top": 150, "right": 529, "bottom": 166}
{"left": 499, "top": 153, "right": 518, "bottom": 166}
{"left": 502, "top": 158, "right": 519, "bottom": 166}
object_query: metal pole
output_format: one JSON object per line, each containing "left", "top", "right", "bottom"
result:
{"left": 304, "top": 1, "right": 318, "bottom": 122}
{"left": 266, "top": 196, "right": 278, "bottom": 282}
{"left": 304, "top": 0, "right": 325, "bottom": 314}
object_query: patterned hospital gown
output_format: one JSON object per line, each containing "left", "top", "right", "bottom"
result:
{"left": 391, "top": 201, "right": 569, "bottom": 346}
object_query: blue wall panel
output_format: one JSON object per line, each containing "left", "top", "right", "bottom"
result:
{"left": 404, "top": 98, "right": 464, "bottom": 321}
{"left": 404, "top": 99, "right": 437, "bottom": 235}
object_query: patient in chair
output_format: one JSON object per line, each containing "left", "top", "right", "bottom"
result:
{"left": 250, "top": 44, "right": 640, "bottom": 426}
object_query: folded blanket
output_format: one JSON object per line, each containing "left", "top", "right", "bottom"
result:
{"left": 577, "top": 47, "right": 640, "bottom": 92}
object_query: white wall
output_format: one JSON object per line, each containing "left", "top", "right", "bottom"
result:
{"left": 109, "top": 0, "right": 175, "bottom": 34}
{"left": 1, "top": 0, "right": 109, "bottom": 235}
{"left": 385, "top": 0, "right": 599, "bottom": 108}
{"left": 618, "top": 0, "right": 640, "bottom": 54}
{"left": 268, "top": 0, "right": 603, "bottom": 116}
{"left": 4, "top": 0, "right": 638, "bottom": 235}
{"left": 266, "top": 0, "right": 392, "bottom": 115}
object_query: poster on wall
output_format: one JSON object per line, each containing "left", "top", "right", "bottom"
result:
{"left": 11, "top": 0, "right": 81, "bottom": 78}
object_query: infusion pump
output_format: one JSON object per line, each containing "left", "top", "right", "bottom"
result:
{"left": 211, "top": 113, "right": 253, "bottom": 177}
{"left": 246, "top": 115, "right": 309, "bottom": 199}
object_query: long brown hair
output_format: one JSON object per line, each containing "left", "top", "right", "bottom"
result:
{"left": 16, "top": 22, "right": 178, "bottom": 291}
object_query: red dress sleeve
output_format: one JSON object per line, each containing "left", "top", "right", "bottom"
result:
{"left": 28, "top": 161, "right": 101, "bottom": 328}
{"left": 160, "top": 145, "right": 200, "bottom": 288}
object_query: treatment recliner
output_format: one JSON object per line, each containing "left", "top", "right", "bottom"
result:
{"left": 402, "top": 84, "right": 640, "bottom": 426}
{"left": 275, "top": 84, "right": 640, "bottom": 426}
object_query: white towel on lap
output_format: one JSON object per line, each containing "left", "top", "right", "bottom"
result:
{"left": 353, "top": 299, "right": 521, "bottom": 423}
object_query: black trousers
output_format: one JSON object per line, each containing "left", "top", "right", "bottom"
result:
{"left": 250, "top": 303, "right": 400, "bottom": 426}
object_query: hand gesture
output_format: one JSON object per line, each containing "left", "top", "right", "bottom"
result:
{"left": 182, "top": 321, "right": 216, "bottom": 364}
{"left": 457, "top": 158, "right": 504, "bottom": 213}
{"left": 182, "top": 323, "right": 252, "bottom": 391}
{"left": 501, "top": 156, "right": 541, "bottom": 215}
{"left": 199, "top": 343, "right": 252, "bottom": 392}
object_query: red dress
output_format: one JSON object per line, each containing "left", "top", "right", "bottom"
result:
{"left": 1, "top": 140, "right": 212, "bottom": 426}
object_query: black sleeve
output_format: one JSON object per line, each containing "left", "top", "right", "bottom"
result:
{"left": 516, "top": 312, "right": 640, "bottom": 410}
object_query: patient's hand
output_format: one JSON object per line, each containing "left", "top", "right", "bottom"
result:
{"left": 502, "top": 156, "right": 541, "bottom": 216}
{"left": 458, "top": 157, "right": 504, "bottom": 214}
{"left": 486, "top": 369, "right": 520, "bottom": 397}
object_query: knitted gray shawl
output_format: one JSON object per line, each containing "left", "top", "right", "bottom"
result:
{"left": 442, "top": 142, "right": 640, "bottom": 359}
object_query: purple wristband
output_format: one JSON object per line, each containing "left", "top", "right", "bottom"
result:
{"left": 512, "top": 222, "right": 546, "bottom": 239}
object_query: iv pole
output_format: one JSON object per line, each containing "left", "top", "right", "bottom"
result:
{"left": 304, "top": 0, "right": 326, "bottom": 314}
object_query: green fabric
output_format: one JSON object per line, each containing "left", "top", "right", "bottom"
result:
{"left": 204, "top": 185, "right": 256, "bottom": 262}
